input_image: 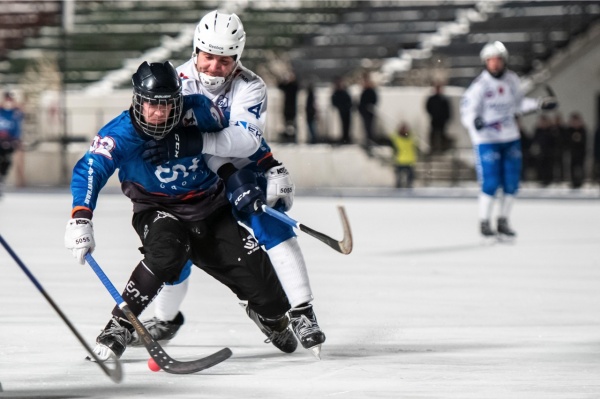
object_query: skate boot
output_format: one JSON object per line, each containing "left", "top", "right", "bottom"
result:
{"left": 480, "top": 219, "right": 495, "bottom": 237}
{"left": 480, "top": 219, "right": 496, "bottom": 244}
{"left": 497, "top": 217, "right": 516, "bottom": 241}
{"left": 243, "top": 303, "right": 298, "bottom": 353}
{"left": 289, "top": 304, "right": 326, "bottom": 359}
{"left": 87, "top": 317, "right": 132, "bottom": 362}
{"left": 130, "top": 312, "right": 185, "bottom": 347}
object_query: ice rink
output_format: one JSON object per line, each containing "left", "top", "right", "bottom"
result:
{"left": 1, "top": 189, "right": 599, "bottom": 399}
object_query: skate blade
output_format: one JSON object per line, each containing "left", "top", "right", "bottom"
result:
{"left": 309, "top": 344, "right": 322, "bottom": 360}
{"left": 496, "top": 234, "right": 516, "bottom": 244}
{"left": 480, "top": 235, "right": 497, "bottom": 246}
{"left": 85, "top": 345, "right": 118, "bottom": 363}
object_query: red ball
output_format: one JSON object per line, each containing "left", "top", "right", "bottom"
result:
{"left": 148, "top": 357, "right": 161, "bottom": 372}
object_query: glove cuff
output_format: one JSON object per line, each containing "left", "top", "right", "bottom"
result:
{"left": 217, "top": 162, "right": 238, "bottom": 184}
{"left": 72, "top": 207, "right": 93, "bottom": 220}
{"left": 257, "top": 153, "right": 282, "bottom": 172}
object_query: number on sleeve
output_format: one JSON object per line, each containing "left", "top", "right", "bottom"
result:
{"left": 248, "top": 102, "right": 262, "bottom": 119}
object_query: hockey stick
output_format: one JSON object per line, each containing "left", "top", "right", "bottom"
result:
{"left": 544, "top": 84, "right": 556, "bottom": 98}
{"left": 84, "top": 253, "right": 232, "bottom": 374}
{"left": 0, "top": 235, "right": 123, "bottom": 383}
{"left": 259, "top": 203, "right": 353, "bottom": 255}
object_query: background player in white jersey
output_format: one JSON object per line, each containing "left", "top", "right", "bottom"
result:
{"left": 460, "top": 41, "right": 557, "bottom": 239}
{"left": 138, "top": 10, "right": 326, "bottom": 357}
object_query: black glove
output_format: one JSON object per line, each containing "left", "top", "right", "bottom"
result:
{"left": 142, "top": 126, "right": 204, "bottom": 166}
{"left": 539, "top": 97, "right": 558, "bottom": 111}
{"left": 474, "top": 117, "right": 484, "bottom": 131}
{"left": 224, "top": 168, "right": 265, "bottom": 215}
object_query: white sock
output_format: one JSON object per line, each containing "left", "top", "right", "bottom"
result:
{"left": 266, "top": 237, "right": 313, "bottom": 308}
{"left": 154, "top": 279, "right": 189, "bottom": 321}
{"left": 499, "top": 194, "right": 515, "bottom": 219}
{"left": 478, "top": 193, "right": 495, "bottom": 221}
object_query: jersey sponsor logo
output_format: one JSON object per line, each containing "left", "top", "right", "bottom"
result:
{"left": 216, "top": 94, "right": 228, "bottom": 110}
{"left": 90, "top": 135, "right": 115, "bottom": 159}
{"left": 154, "top": 158, "right": 202, "bottom": 187}
{"left": 236, "top": 121, "right": 262, "bottom": 139}
{"left": 84, "top": 158, "right": 94, "bottom": 206}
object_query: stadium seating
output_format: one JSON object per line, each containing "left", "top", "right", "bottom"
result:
{"left": 2, "top": 1, "right": 598, "bottom": 89}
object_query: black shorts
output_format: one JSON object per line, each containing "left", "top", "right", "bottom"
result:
{"left": 132, "top": 205, "right": 290, "bottom": 318}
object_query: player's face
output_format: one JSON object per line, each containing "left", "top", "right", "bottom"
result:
{"left": 142, "top": 101, "right": 173, "bottom": 125}
{"left": 196, "top": 52, "right": 236, "bottom": 78}
{"left": 485, "top": 56, "right": 505, "bottom": 75}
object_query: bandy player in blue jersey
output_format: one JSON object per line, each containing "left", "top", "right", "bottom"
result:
{"left": 460, "top": 41, "right": 557, "bottom": 240}
{"left": 64, "top": 61, "right": 296, "bottom": 361}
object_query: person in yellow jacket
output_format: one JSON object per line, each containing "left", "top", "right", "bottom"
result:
{"left": 391, "top": 122, "right": 418, "bottom": 188}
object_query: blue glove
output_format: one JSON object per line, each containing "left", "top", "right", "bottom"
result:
{"left": 225, "top": 168, "right": 265, "bottom": 215}
{"left": 142, "top": 126, "right": 204, "bottom": 165}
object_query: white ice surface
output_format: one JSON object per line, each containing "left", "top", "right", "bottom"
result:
{"left": 1, "top": 191, "right": 599, "bottom": 398}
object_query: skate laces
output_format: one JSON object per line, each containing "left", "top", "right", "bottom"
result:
{"left": 264, "top": 328, "right": 293, "bottom": 346}
{"left": 293, "top": 314, "right": 319, "bottom": 339}
{"left": 144, "top": 317, "right": 171, "bottom": 335}
{"left": 98, "top": 318, "right": 132, "bottom": 347}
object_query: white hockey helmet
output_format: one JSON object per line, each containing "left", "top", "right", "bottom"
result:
{"left": 193, "top": 10, "right": 246, "bottom": 61}
{"left": 480, "top": 41, "right": 509, "bottom": 63}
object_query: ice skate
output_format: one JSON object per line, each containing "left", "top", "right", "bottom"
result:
{"left": 87, "top": 317, "right": 132, "bottom": 362}
{"left": 130, "top": 312, "right": 185, "bottom": 347}
{"left": 242, "top": 303, "right": 298, "bottom": 353}
{"left": 480, "top": 219, "right": 496, "bottom": 245}
{"left": 497, "top": 217, "right": 516, "bottom": 242}
{"left": 289, "top": 304, "right": 326, "bottom": 359}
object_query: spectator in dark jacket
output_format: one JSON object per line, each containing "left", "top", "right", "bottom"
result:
{"left": 331, "top": 76, "right": 353, "bottom": 145}
{"left": 425, "top": 82, "right": 452, "bottom": 154}
{"left": 565, "top": 112, "right": 587, "bottom": 189}
{"left": 278, "top": 71, "right": 299, "bottom": 143}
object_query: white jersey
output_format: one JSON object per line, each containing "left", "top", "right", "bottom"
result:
{"left": 177, "top": 58, "right": 267, "bottom": 171}
{"left": 460, "top": 69, "right": 538, "bottom": 145}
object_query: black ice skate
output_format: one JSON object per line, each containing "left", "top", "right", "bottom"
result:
{"left": 289, "top": 304, "right": 326, "bottom": 359}
{"left": 497, "top": 217, "right": 516, "bottom": 241}
{"left": 242, "top": 303, "right": 298, "bottom": 353}
{"left": 130, "top": 312, "right": 185, "bottom": 347}
{"left": 87, "top": 317, "right": 132, "bottom": 362}
{"left": 480, "top": 219, "right": 496, "bottom": 237}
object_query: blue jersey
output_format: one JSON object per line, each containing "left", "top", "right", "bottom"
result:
{"left": 0, "top": 107, "right": 23, "bottom": 140}
{"left": 70, "top": 94, "right": 229, "bottom": 221}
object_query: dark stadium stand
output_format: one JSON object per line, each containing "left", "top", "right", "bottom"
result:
{"left": 1, "top": 1, "right": 598, "bottom": 90}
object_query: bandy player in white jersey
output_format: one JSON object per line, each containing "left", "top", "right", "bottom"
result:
{"left": 460, "top": 41, "right": 557, "bottom": 239}
{"left": 137, "top": 10, "right": 327, "bottom": 358}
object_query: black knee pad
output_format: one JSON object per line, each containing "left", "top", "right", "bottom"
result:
{"left": 140, "top": 233, "right": 190, "bottom": 283}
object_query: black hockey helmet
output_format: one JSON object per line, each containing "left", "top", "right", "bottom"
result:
{"left": 131, "top": 61, "right": 183, "bottom": 139}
